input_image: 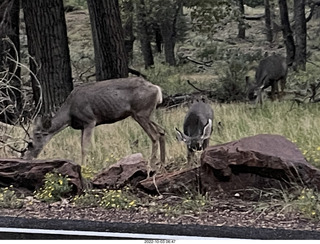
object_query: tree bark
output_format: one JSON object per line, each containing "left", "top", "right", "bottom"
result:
{"left": 265, "top": 0, "right": 273, "bottom": 42}
{"left": 123, "top": 0, "right": 135, "bottom": 65}
{"left": 23, "top": 0, "right": 73, "bottom": 117}
{"left": 87, "top": 0, "right": 128, "bottom": 80}
{"left": 135, "top": 0, "right": 154, "bottom": 69}
{"left": 278, "top": 0, "right": 295, "bottom": 66}
{"left": 160, "top": 20, "right": 176, "bottom": 66}
{"left": 294, "top": 0, "right": 306, "bottom": 70}
{"left": 237, "top": 0, "right": 246, "bottom": 39}
{"left": 0, "top": 0, "right": 22, "bottom": 124}
{"left": 158, "top": 0, "right": 182, "bottom": 66}
{"left": 153, "top": 23, "right": 162, "bottom": 53}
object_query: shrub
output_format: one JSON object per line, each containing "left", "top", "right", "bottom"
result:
{"left": 99, "top": 188, "right": 137, "bottom": 209}
{"left": 0, "top": 185, "right": 24, "bottom": 208}
{"left": 72, "top": 186, "right": 138, "bottom": 209}
{"left": 34, "top": 171, "right": 72, "bottom": 202}
{"left": 72, "top": 189, "right": 101, "bottom": 207}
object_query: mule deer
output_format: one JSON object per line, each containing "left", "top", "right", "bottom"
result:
{"left": 175, "top": 100, "right": 213, "bottom": 164}
{"left": 23, "top": 77, "right": 166, "bottom": 170}
{"left": 246, "top": 54, "right": 287, "bottom": 105}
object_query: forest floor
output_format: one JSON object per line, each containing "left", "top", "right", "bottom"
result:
{"left": 1, "top": 193, "right": 320, "bottom": 234}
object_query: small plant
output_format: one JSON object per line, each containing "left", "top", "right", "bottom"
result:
{"left": 154, "top": 192, "right": 211, "bottom": 217}
{"left": 104, "top": 153, "right": 120, "bottom": 165}
{"left": 72, "top": 186, "right": 138, "bottom": 209}
{"left": 34, "top": 171, "right": 72, "bottom": 202}
{"left": 0, "top": 185, "right": 24, "bottom": 208}
{"left": 72, "top": 189, "right": 102, "bottom": 207}
{"left": 99, "top": 187, "right": 137, "bottom": 209}
{"left": 295, "top": 188, "right": 320, "bottom": 219}
{"left": 81, "top": 165, "right": 98, "bottom": 180}
{"left": 254, "top": 186, "right": 320, "bottom": 220}
{"left": 300, "top": 145, "right": 320, "bottom": 168}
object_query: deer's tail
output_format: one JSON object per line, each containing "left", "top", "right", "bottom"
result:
{"left": 155, "top": 85, "right": 163, "bottom": 104}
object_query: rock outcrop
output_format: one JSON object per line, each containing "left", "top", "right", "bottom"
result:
{"left": 139, "top": 134, "right": 320, "bottom": 195}
{"left": 200, "top": 134, "right": 320, "bottom": 193}
{"left": 2, "top": 134, "right": 320, "bottom": 199}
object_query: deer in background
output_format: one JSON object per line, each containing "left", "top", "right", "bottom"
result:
{"left": 23, "top": 77, "right": 166, "bottom": 171}
{"left": 246, "top": 54, "right": 288, "bottom": 105}
{"left": 175, "top": 99, "right": 214, "bottom": 165}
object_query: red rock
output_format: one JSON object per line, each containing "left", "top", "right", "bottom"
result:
{"left": 92, "top": 153, "right": 148, "bottom": 189}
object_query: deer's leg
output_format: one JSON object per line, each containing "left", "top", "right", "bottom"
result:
{"left": 271, "top": 81, "right": 277, "bottom": 101}
{"left": 256, "top": 88, "right": 263, "bottom": 106}
{"left": 202, "top": 138, "right": 210, "bottom": 150}
{"left": 81, "top": 121, "right": 96, "bottom": 165}
{"left": 187, "top": 149, "right": 196, "bottom": 167}
{"left": 151, "top": 121, "right": 166, "bottom": 165}
{"left": 279, "top": 78, "right": 286, "bottom": 99}
{"left": 133, "top": 116, "right": 161, "bottom": 172}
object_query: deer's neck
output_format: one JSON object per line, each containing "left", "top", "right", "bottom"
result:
{"left": 48, "top": 104, "right": 71, "bottom": 134}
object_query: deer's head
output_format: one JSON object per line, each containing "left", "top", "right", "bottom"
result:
{"left": 245, "top": 76, "right": 260, "bottom": 103}
{"left": 176, "top": 118, "right": 212, "bottom": 152}
{"left": 24, "top": 117, "right": 52, "bottom": 160}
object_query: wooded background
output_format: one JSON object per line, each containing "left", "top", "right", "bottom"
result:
{"left": 0, "top": 0, "right": 319, "bottom": 126}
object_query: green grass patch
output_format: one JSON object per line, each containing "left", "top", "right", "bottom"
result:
{"left": 17, "top": 100, "right": 319, "bottom": 172}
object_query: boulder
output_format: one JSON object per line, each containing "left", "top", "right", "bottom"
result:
{"left": 200, "top": 134, "right": 320, "bottom": 193}
{"left": 92, "top": 153, "right": 149, "bottom": 189}
{"left": 0, "top": 159, "right": 83, "bottom": 193}
{"left": 137, "top": 134, "right": 320, "bottom": 196}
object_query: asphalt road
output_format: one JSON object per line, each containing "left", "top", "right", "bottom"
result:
{"left": 0, "top": 216, "right": 319, "bottom": 240}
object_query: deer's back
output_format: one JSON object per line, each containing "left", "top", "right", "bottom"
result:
{"left": 256, "top": 55, "right": 287, "bottom": 87}
{"left": 66, "top": 77, "right": 161, "bottom": 128}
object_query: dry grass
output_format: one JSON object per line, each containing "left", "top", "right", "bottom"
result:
{"left": 1, "top": 100, "right": 317, "bottom": 172}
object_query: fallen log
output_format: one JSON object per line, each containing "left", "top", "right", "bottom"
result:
{"left": 0, "top": 159, "right": 83, "bottom": 194}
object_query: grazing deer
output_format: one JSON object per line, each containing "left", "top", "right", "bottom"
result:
{"left": 246, "top": 54, "right": 288, "bottom": 105}
{"left": 175, "top": 100, "right": 214, "bottom": 165}
{"left": 23, "top": 77, "right": 166, "bottom": 171}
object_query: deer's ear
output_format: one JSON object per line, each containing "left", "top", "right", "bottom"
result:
{"left": 34, "top": 116, "right": 51, "bottom": 131}
{"left": 34, "top": 117, "right": 42, "bottom": 127}
{"left": 175, "top": 128, "right": 185, "bottom": 142}
{"left": 201, "top": 119, "right": 212, "bottom": 139}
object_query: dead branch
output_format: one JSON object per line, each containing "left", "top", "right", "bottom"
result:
{"left": 158, "top": 80, "right": 216, "bottom": 109}
{"left": 187, "top": 80, "right": 207, "bottom": 93}
{"left": 244, "top": 14, "right": 265, "bottom": 20}
{"left": 184, "top": 56, "right": 213, "bottom": 67}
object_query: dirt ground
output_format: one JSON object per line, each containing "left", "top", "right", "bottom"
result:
{"left": 1, "top": 193, "right": 319, "bottom": 234}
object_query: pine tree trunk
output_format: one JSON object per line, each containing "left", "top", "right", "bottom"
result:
{"left": 160, "top": 20, "right": 176, "bottom": 66}
{"left": 87, "top": 0, "right": 128, "bottom": 80}
{"left": 23, "top": 0, "right": 73, "bottom": 117}
{"left": 158, "top": 1, "right": 181, "bottom": 66}
{"left": 294, "top": 0, "right": 306, "bottom": 70}
{"left": 238, "top": 0, "right": 246, "bottom": 39}
{"left": 136, "top": 0, "right": 154, "bottom": 69}
{"left": 153, "top": 23, "right": 162, "bottom": 53}
{"left": 278, "top": 0, "right": 295, "bottom": 66}
{"left": 123, "top": 0, "right": 135, "bottom": 65}
{"left": 265, "top": 0, "right": 273, "bottom": 43}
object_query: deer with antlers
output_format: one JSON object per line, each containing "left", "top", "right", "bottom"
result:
{"left": 23, "top": 77, "right": 166, "bottom": 171}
